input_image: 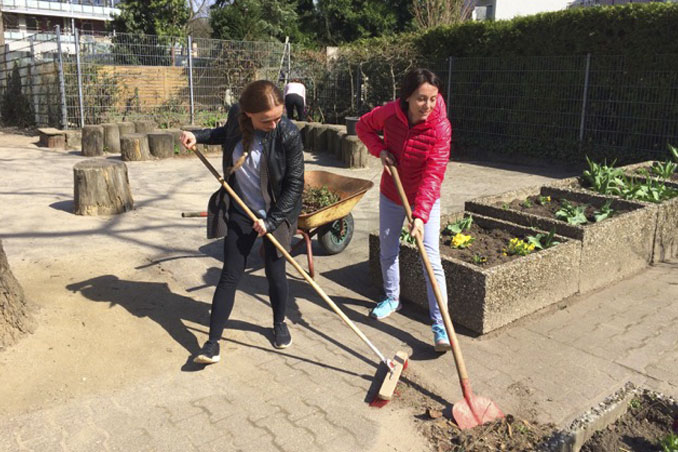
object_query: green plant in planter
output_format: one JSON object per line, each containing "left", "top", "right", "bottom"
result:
{"left": 669, "top": 143, "right": 678, "bottom": 163}
{"left": 400, "top": 227, "right": 416, "bottom": 244}
{"left": 593, "top": 200, "right": 615, "bottom": 222}
{"left": 451, "top": 233, "right": 475, "bottom": 249}
{"left": 472, "top": 254, "right": 487, "bottom": 265}
{"left": 651, "top": 160, "right": 678, "bottom": 179}
{"left": 583, "top": 156, "right": 625, "bottom": 195}
{"left": 555, "top": 200, "right": 588, "bottom": 225}
{"left": 526, "top": 229, "right": 560, "bottom": 250}
{"left": 445, "top": 215, "right": 473, "bottom": 235}
{"left": 520, "top": 198, "right": 533, "bottom": 208}
{"left": 660, "top": 433, "right": 678, "bottom": 452}
{"left": 504, "top": 238, "right": 535, "bottom": 256}
{"left": 536, "top": 195, "right": 551, "bottom": 206}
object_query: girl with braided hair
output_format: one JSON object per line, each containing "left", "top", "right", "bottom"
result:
{"left": 180, "top": 80, "right": 304, "bottom": 364}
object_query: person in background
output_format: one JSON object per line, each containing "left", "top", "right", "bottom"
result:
{"left": 356, "top": 68, "right": 453, "bottom": 352}
{"left": 180, "top": 80, "right": 304, "bottom": 364}
{"left": 284, "top": 79, "right": 306, "bottom": 121}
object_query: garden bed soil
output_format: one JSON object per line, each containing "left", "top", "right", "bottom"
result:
{"left": 439, "top": 222, "right": 552, "bottom": 268}
{"left": 503, "top": 195, "right": 633, "bottom": 224}
{"left": 466, "top": 185, "right": 656, "bottom": 294}
{"left": 580, "top": 392, "right": 678, "bottom": 452}
{"left": 368, "top": 212, "right": 580, "bottom": 334}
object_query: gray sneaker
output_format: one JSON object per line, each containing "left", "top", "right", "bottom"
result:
{"left": 193, "top": 340, "right": 220, "bottom": 364}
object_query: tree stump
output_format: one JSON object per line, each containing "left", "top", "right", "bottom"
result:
{"left": 101, "top": 123, "right": 121, "bottom": 153}
{"left": 134, "top": 120, "right": 156, "bottom": 133}
{"left": 164, "top": 128, "right": 186, "bottom": 155}
{"left": 148, "top": 132, "right": 174, "bottom": 159}
{"left": 38, "top": 127, "right": 65, "bottom": 148}
{"left": 81, "top": 125, "right": 104, "bottom": 157}
{"left": 342, "top": 135, "right": 369, "bottom": 168}
{"left": 73, "top": 159, "right": 134, "bottom": 215}
{"left": 117, "top": 122, "right": 136, "bottom": 137}
{"left": 0, "top": 239, "right": 35, "bottom": 350}
{"left": 65, "top": 130, "right": 81, "bottom": 150}
{"left": 120, "top": 133, "right": 151, "bottom": 161}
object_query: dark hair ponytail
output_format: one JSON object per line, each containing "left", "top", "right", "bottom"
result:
{"left": 230, "top": 80, "right": 284, "bottom": 174}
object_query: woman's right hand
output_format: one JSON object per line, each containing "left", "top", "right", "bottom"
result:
{"left": 380, "top": 150, "right": 396, "bottom": 175}
{"left": 180, "top": 131, "right": 197, "bottom": 150}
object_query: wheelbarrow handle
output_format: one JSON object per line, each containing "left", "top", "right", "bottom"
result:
{"left": 387, "top": 164, "right": 472, "bottom": 392}
{"left": 190, "top": 146, "right": 390, "bottom": 367}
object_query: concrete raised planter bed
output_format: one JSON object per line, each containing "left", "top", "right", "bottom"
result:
{"left": 465, "top": 185, "right": 656, "bottom": 293}
{"left": 545, "top": 382, "right": 678, "bottom": 452}
{"left": 368, "top": 213, "right": 580, "bottom": 334}
{"left": 547, "top": 173, "right": 675, "bottom": 264}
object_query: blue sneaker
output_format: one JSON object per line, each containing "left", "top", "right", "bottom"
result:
{"left": 370, "top": 297, "right": 401, "bottom": 319}
{"left": 432, "top": 324, "right": 452, "bottom": 352}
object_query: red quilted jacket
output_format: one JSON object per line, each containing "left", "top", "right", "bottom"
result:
{"left": 356, "top": 94, "right": 451, "bottom": 223}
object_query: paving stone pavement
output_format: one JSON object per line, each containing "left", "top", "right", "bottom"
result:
{"left": 0, "top": 135, "right": 676, "bottom": 451}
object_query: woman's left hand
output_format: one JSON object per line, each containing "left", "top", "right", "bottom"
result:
{"left": 253, "top": 219, "right": 267, "bottom": 237}
{"left": 409, "top": 217, "right": 424, "bottom": 242}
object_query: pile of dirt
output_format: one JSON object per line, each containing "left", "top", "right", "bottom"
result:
{"left": 301, "top": 184, "right": 340, "bottom": 214}
{"left": 393, "top": 371, "right": 556, "bottom": 451}
{"left": 580, "top": 392, "right": 678, "bottom": 452}
{"left": 0, "top": 239, "right": 35, "bottom": 350}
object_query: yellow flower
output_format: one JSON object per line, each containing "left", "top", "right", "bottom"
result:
{"left": 452, "top": 233, "right": 474, "bottom": 248}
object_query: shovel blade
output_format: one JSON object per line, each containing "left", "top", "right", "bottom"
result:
{"left": 452, "top": 394, "right": 504, "bottom": 430}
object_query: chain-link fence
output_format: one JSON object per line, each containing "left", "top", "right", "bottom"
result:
{"left": 2, "top": 28, "right": 677, "bottom": 163}
{"left": 446, "top": 54, "right": 678, "bottom": 162}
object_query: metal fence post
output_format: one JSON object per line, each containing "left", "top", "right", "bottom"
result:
{"left": 446, "top": 56, "right": 453, "bottom": 119}
{"left": 29, "top": 36, "right": 40, "bottom": 125}
{"left": 579, "top": 53, "right": 591, "bottom": 143}
{"left": 356, "top": 66, "right": 362, "bottom": 114}
{"left": 187, "top": 35, "right": 195, "bottom": 125}
{"left": 74, "top": 28, "right": 84, "bottom": 128}
{"left": 55, "top": 25, "right": 68, "bottom": 130}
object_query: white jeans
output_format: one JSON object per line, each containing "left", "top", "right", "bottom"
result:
{"left": 379, "top": 193, "right": 447, "bottom": 326}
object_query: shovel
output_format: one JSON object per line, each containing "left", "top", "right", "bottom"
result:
{"left": 387, "top": 164, "right": 504, "bottom": 429}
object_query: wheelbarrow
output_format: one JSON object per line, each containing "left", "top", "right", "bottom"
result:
{"left": 295, "top": 170, "right": 373, "bottom": 278}
{"left": 181, "top": 170, "right": 373, "bottom": 277}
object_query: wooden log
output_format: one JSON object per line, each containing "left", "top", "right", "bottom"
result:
{"left": 120, "top": 133, "right": 151, "bottom": 161}
{"left": 0, "top": 239, "right": 35, "bottom": 349}
{"left": 117, "top": 122, "right": 136, "bottom": 137}
{"left": 38, "top": 127, "right": 65, "bottom": 149}
{"left": 342, "top": 135, "right": 369, "bottom": 168}
{"left": 134, "top": 120, "right": 156, "bottom": 133}
{"left": 73, "top": 159, "right": 134, "bottom": 216}
{"left": 101, "top": 123, "right": 121, "bottom": 153}
{"left": 65, "top": 130, "right": 81, "bottom": 150}
{"left": 148, "top": 132, "right": 174, "bottom": 159}
{"left": 81, "top": 125, "right": 104, "bottom": 157}
{"left": 163, "top": 128, "right": 185, "bottom": 155}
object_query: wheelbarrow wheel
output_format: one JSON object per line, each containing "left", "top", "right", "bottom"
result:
{"left": 319, "top": 213, "right": 354, "bottom": 255}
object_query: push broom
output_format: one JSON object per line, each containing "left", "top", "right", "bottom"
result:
{"left": 190, "top": 146, "right": 407, "bottom": 401}
{"left": 387, "top": 164, "right": 504, "bottom": 429}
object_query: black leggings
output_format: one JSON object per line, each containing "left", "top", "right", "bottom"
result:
{"left": 208, "top": 207, "right": 288, "bottom": 342}
{"left": 285, "top": 94, "right": 305, "bottom": 121}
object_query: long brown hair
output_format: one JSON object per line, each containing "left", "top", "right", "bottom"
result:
{"left": 231, "top": 80, "right": 284, "bottom": 174}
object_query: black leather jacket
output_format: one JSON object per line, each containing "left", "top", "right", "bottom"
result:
{"left": 194, "top": 104, "right": 304, "bottom": 236}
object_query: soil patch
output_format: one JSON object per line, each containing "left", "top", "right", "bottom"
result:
{"left": 439, "top": 223, "right": 543, "bottom": 268}
{"left": 499, "top": 195, "right": 632, "bottom": 223}
{"left": 580, "top": 392, "right": 678, "bottom": 452}
{"left": 395, "top": 373, "right": 556, "bottom": 451}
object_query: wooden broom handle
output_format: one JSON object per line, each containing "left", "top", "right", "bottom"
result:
{"left": 190, "top": 147, "right": 389, "bottom": 366}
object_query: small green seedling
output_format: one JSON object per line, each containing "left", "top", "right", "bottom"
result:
{"left": 660, "top": 432, "right": 678, "bottom": 452}
{"left": 593, "top": 200, "right": 614, "bottom": 222}
{"left": 526, "top": 228, "right": 560, "bottom": 250}
{"left": 555, "top": 200, "right": 588, "bottom": 225}
{"left": 445, "top": 215, "right": 473, "bottom": 235}
{"left": 400, "top": 227, "right": 416, "bottom": 244}
{"left": 520, "top": 198, "right": 533, "bottom": 208}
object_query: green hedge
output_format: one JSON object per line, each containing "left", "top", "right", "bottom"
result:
{"left": 415, "top": 3, "right": 678, "bottom": 60}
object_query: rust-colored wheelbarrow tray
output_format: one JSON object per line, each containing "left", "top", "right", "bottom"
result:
{"left": 298, "top": 170, "right": 374, "bottom": 229}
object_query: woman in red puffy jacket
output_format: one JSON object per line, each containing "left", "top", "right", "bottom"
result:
{"left": 356, "top": 68, "right": 452, "bottom": 352}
